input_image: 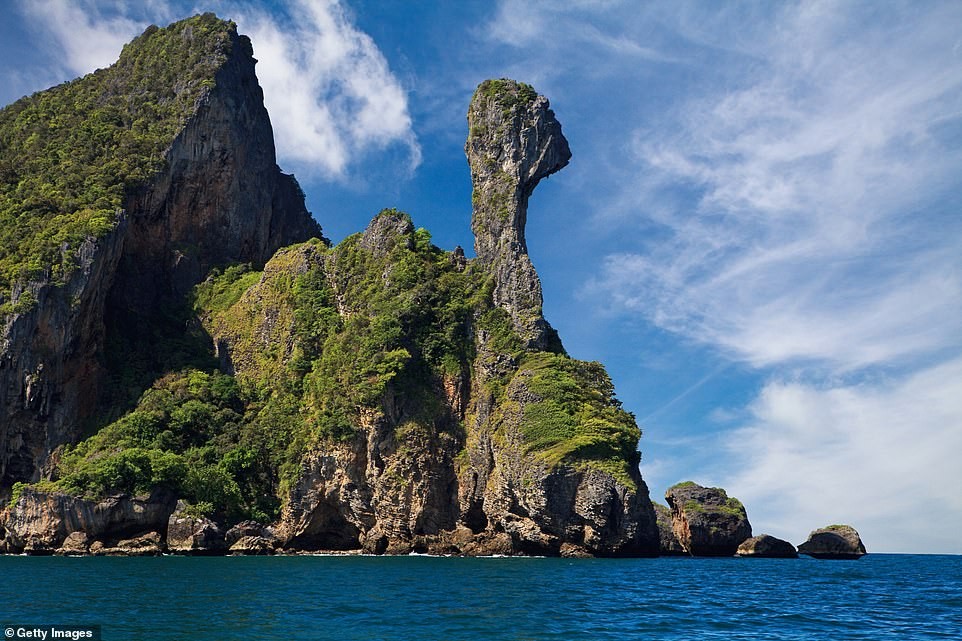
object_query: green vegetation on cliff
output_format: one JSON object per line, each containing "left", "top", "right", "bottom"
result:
{"left": 474, "top": 79, "right": 538, "bottom": 115}
{"left": 0, "top": 13, "right": 235, "bottom": 306}
{"left": 509, "top": 352, "right": 641, "bottom": 487}
{"left": 42, "top": 211, "right": 483, "bottom": 518}
{"left": 0, "top": 9, "right": 649, "bottom": 552}
{"left": 198, "top": 211, "right": 483, "bottom": 484}
{"left": 38, "top": 206, "right": 643, "bottom": 517}
{"left": 49, "top": 369, "right": 281, "bottom": 522}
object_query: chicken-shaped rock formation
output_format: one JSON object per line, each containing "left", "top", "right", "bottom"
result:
{"left": 466, "top": 79, "right": 571, "bottom": 350}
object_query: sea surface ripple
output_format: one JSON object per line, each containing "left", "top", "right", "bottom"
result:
{"left": 2, "top": 554, "right": 960, "bottom": 639}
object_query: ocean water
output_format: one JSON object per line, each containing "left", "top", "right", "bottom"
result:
{"left": 2, "top": 554, "right": 960, "bottom": 640}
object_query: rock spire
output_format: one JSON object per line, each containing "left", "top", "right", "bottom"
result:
{"left": 465, "top": 79, "right": 571, "bottom": 350}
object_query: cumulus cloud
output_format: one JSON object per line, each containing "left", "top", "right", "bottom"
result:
{"left": 18, "top": 0, "right": 153, "bottom": 75}
{"left": 235, "top": 0, "right": 420, "bottom": 177}
{"left": 722, "top": 357, "right": 962, "bottom": 553}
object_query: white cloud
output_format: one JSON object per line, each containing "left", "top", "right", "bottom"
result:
{"left": 590, "top": 1, "right": 962, "bottom": 371}
{"left": 485, "top": 0, "right": 674, "bottom": 64}
{"left": 18, "top": 0, "right": 150, "bottom": 75}
{"left": 235, "top": 0, "right": 420, "bottom": 178}
{"left": 515, "top": 0, "right": 962, "bottom": 552}
{"left": 722, "top": 357, "right": 962, "bottom": 553}
{"left": 16, "top": 0, "right": 420, "bottom": 180}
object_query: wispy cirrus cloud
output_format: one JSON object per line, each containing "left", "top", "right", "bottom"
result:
{"left": 629, "top": 2, "right": 962, "bottom": 551}
{"left": 593, "top": 1, "right": 962, "bottom": 371}
{"left": 486, "top": 0, "right": 962, "bottom": 551}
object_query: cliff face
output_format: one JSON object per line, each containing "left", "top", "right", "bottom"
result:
{"left": 2, "top": 486, "right": 175, "bottom": 553}
{"left": 198, "top": 209, "right": 657, "bottom": 556}
{"left": 0, "top": 19, "right": 657, "bottom": 557}
{"left": 214, "top": 80, "right": 656, "bottom": 556}
{"left": 0, "top": 16, "right": 320, "bottom": 492}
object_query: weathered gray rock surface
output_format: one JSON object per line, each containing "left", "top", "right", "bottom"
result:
{"left": 465, "top": 79, "right": 570, "bottom": 351}
{"left": 665, "top": 482, "right": 752, "bottom": 556}
{"left": 798, "top": 525, "right": 866, "bottom": 559}
{"left": 736, "top": 534, "right": 798, "bottom": 558}
{"left": 229, "top": 535, "right": 273, "bottom": 555}
{"left": 109, "top": 531, "right": 164, "bottom": 556}
{"left": 3, "top": 487, "right": 176, "bottom": 553}
{"left": 166, "top": 501, "right": 227, "bottom": 554}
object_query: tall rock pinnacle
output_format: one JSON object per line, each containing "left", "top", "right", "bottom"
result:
{"left": 465, "top": 79, "right": 571, "bottom": 350}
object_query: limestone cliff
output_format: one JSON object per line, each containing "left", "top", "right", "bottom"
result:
{"left": 0, "top": 21, "right": 658, "bottom": 557}
{"left": 207, "top": 209, "right": 658, "bottom": 556}
{"left": 0, "top": 15, "right": 321, "bottom": 492}
{"left": 3, "top": 486, "right": 175, "bottom": 553}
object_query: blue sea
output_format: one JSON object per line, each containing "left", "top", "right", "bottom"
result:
{"left": 2, "top": 554, "right": 960, "bottom": 640}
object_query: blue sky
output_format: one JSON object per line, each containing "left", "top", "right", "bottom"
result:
{"left": 2, "top": 0, "right": 960, "bottom": 554}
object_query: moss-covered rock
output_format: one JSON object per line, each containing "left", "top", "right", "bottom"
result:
{"left": 665, "top": 481, "right": 752, "bottom": 556}
{"left": 798, "top": 524, "right": 866, "bottom": 559}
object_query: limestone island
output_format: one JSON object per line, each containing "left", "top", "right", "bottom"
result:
{"left": 0, "top": 15, "right": 864, "bottom": 560}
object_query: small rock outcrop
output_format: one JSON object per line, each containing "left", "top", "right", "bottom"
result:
{"left": 58, "top": 531, "right": 90, "bottom": 556}
{"left": 466, "top": 79, "right": 570, "bottom": 350}
{"left": 665, "top": 482, "right": 752, "bottom": 556}
{"left": 109, "top": 531, "right": 164, "bottom": 556}
{"left": 229, "top": 535, "right": 274, "bottom": 555}
{"left": 166, "top": 501, "right": 227, "bottom": 554}
{"left": 226, "top": 520, "right": 275, "bottom": 555}
{"left": 798, "top": 525, "right": 866, "bottom": 559}
{"left": 736, "top": 534, "right": 798, "bottom": 558}
{"left": 653, "top": 503, "right": 686, "bottom": 555}
{"left": 3, "top": 487, "right": 176, "bottom": 553}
